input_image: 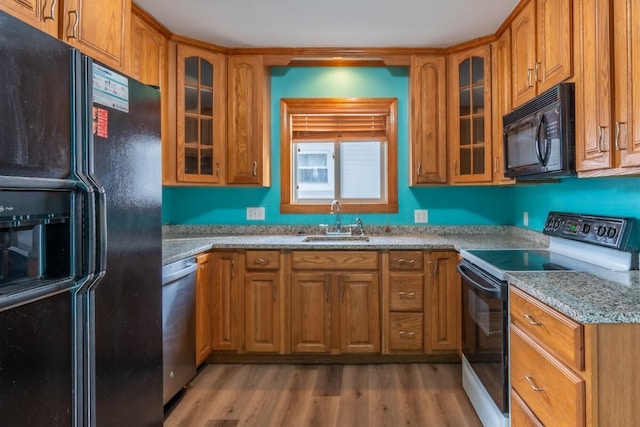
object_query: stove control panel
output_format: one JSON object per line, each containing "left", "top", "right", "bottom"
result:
{"left": 543, "top": 212, "right": 638, "bottom": 251}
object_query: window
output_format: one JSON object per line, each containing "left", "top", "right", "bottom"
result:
{"left": 280, "top": 98, "right": 398, "bottom": 214}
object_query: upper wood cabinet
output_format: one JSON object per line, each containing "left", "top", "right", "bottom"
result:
{"left": 0, "top": 0, "right": 59, "bottom": 37}
{"left": 226, "top": 55, "right": 271, "bottom": 186}
{"left": 62, "top": 0, "right": 130, "bottom": 72}
{"left": 173, "top": 44, "right": 226, "bottom": 184}
{"left": 574, "top": 0, "right": 640, "bottom": 175}
{"left": 491, "top": 30, "right": 515, "bottom": 185}
{"left": 448, "top": 44, "right": 493, "bottom": 184}
{"left": 511, "top": 0, "right": 573, "bottom": 108}
{"left": 130, "top": 7, "right": 167, "bottom": 88}
{"left": 409, "top": 55, "right": 447, "bottom": 185}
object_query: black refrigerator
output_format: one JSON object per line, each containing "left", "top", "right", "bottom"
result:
{"left": 0, "top": 10, "right": 163, "bottom": 427}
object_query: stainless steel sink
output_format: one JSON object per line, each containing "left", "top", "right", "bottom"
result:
{"left": 302, "top": 235, "right": 370, "bottom": 242}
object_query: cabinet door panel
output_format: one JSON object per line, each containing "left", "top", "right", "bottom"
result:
{"left": 536, "top": 0, "right": 573, "bottom": 93}
{"left": 195, "top": 253, "right": 212, "bottom": 365}
{"left": 410, "top": 55, "right": 447, "bottom": 184}
{"left": 511, "top": 0, "right": 536, "bottom": 107}
{"left": 130, "top": 12, "right": 166, "bottom": 88}
{"left": 290, "top": 273, "right": 331, "bottom": 353}
{"left": 63, "top": 0, "right": 130, "bottom": 72}
{"left": 492, "top": 30, "right": 514, "bottom": 184}
{"left": 426, "top": 251, "right": 459, "bottom": 353}
{"left": 0, "top": 0, "right": 59, "bottom": 37}
{"left": 339, "top": 273, "right": 380, "bottom": 353}
{"left": 211, "top": 252, "right": 240, "bottom": 351}
{"left": 245, "top": 273, "right": 280, "bottom": 353}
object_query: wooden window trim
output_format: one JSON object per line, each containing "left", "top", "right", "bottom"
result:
{"left": 280, "top": 98, "right": 398, "bottom": 214}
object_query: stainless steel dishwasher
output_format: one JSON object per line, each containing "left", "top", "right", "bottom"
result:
{"left": 162, "top": 257, "right": 197, "bottom": 404}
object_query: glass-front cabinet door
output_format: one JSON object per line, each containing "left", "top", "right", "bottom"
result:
{"left": 448, "top": 44, "right": 493, "bottom": 183}
{"left": 176, "top": 44, "right": 226, "bottom": 184}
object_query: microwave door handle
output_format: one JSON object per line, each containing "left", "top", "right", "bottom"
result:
{"left": 535, "top": 114, "right": 552, "bottom": 166}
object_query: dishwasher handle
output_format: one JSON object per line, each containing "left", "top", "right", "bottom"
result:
{"left": 162, "top": 262, "right": 197, "bottom": 285}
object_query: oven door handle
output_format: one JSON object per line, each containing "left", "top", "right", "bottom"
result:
{"left": 457, "top": 263, "right": 502, "bottom": 298}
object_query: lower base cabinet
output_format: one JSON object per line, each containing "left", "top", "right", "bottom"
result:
{"left": 203, "top": 248, "right": 459, "bottom": 359}
{"left": 195, "top": 252, "right": 213, "bottom": 365}
{"left": 510, "top": 286, "right": 640, "bottom": 426}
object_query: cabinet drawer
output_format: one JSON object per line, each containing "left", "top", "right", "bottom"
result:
{"left": 291, "top": 251, "right": 378, "bottom": 270}
{"left": 511, "top": 325, "right": 585, "bottom": 427}
{"left": 246, "top": 250, "right": 280, "bottom": 270}
{"left": 389, "top": 275, "right": 424, "bottom": 312}
{"left": 511, "top": 390, "right": 543, "bottom": 427}
{"left": 510, "top": 287, "right": 584, "bottom": 371}
{"left": 389, "top": 251, "right": 424, "bottom": 271}
{"left": 389, "top": 313, "right": 423, "bottom": 351}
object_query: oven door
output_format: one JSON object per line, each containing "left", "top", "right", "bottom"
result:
{"left": 458, "top": 259, "right": 509, "bottom": 414}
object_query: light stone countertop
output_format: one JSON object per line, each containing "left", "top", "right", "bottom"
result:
{"left": 161, "top": 225, "right": 640, "bottom": 324}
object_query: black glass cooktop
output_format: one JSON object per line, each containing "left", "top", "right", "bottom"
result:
{"left": 463, "top": 248, "right": 607, "bottom": 279}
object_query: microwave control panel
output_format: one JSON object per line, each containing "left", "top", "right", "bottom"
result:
{"left": 543, "top": 211, "right": 637, "bottom": 251}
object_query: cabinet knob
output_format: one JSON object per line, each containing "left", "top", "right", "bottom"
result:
{"left": 254, "top": 258, "right": 270, "bottom": 265}
{"left": 397, "top": 258, "right": 415, "bottom": 265}
{"left": 535, "top": 62, "right": 542, "bottom": 83}
{"left": 416, "top": 161, "right": 422, "bottom": 177}
{"left": 252, "top": 160, "right": 258, "bottom": 176}
{"left": 598, "top": 126, "right": 608, "bottom": 153}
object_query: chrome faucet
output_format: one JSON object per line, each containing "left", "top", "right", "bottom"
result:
{"left": 356, "top": 217, "right": 365, "bottom": 236}
{"left": 330, "top": 199, "right": 342, "bottom": 233}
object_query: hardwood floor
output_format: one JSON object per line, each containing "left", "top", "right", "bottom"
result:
{"left": 164, "top": 363, "right": 482, "bottom": 427}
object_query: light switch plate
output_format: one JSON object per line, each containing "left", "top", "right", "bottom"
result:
{"left": 414, "top": 209, "right": 428, "bottom": 223}
{"left": 523, "top": 211, "right": 529, "bottom": 226}
{"left": 246, "top": 207, "right": 265, "bottom": 220}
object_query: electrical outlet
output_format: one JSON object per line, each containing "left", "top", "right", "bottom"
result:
{"left": 414, "top": 209, "right": 428, "bottom": 224}
{"left": 523, "top": 211, "right": 529, "bottom": 226}
{"left": 246, "top": 207, "right": 265, "bottom": 220}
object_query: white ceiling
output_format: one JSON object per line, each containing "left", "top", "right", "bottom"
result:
{"left": 135, "top": 0, "right": 519, "bottom": 49}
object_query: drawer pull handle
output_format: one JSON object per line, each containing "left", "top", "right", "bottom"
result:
{"left": 399, "top": 331, "right": 416, "bottom": 338}
{"left": 397, "top": 259, "right": 415, "bottom": 265}
{"left": 254, "top": 258, "right": 270, "bottom": 265}
{"left": 523, "top": 314, "right": 542, "bottom": 326}
{"left": 398, "top": 291, "right": 416, "bottom": 298}
{"left": 524, "top": 376, "right": 544, "bottom": 392}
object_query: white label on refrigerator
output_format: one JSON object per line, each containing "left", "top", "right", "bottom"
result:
{"left": 92, "top": 63, "right": 129, "bottom": 112}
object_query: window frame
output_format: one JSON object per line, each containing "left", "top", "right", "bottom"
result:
{"left": 280, "top": 98, "right": 398, "bottom": 214}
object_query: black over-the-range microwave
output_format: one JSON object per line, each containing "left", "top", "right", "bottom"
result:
{"left": 503, "top": 82, "right": 576, "bottom": 179}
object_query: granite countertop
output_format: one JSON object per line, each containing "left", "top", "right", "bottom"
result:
{"left": 161, "top": 225, "right": 548, "bottom": 265}
{"left": 161, "top": 225, "right": 640, "bottom": 325}
{"left": 506, "top": 270, "right": 640, "bottom": 324}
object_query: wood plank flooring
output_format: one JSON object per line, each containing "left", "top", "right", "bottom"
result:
{"left": 164, "top": 363, "right": 482, "bottom": 427}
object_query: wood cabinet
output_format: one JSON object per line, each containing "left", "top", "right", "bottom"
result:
{"left": 172, "top": 43, "right": 227, "bottom": 185}
{"left": 226, "top": 55, "right": 270, "bottom": 186}
{"left": 195, "top": 252, "right": 213, "bottom": 366}
{"left": 425, "top": 251, "right": 459, "bottom": 353}
{"left": 510, "top": 286, "right": 640, "bottom": 426}
{"left": 491, "top": 29, "right": 515, "bottom": 185}
{"left": 130, "top": 6, "right": 167, "bottom": 88}
{"left": 384, "top": 251, "right": 425, "bottom": 353}
{"left": 511, "top": 0, "right": 573, "bottom": 108}
{"left": 211, "top": 251, "right": 240, "bottom": 351}
{"left": 290, "top": 251, "right": 380, "bottom": 354}
{"left": 448, "top": 44, "right": 493, "bottom": 184}
{"left": 62, "top": 0, "right": 130, "bottom": 72}
{"left": 0, "top": 0, "right": 59, "bottom": 37}
{"left": 409, "top": 55, "right": 447, "bottom": 184}
{"left": 244, "top": 250, "right": 282, "bottom": 353}
{"left": 574, "top": 0, "right": 640, "bottom": 175}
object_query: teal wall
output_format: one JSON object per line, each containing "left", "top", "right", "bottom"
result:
{"left": 163, "top": 67, "right": 640, "bottom": 231}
